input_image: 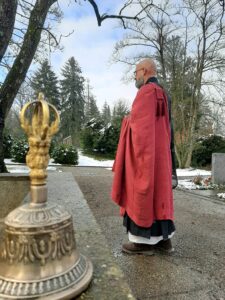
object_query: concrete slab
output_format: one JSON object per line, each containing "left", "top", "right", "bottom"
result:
{"left": 47, "top": 172, "right": 135, "bottom": 300}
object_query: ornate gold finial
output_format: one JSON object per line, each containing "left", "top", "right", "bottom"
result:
{"left": 19, "top": 93, "right": 60, "bottom": 186}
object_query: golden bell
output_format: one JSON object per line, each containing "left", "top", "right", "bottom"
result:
{"left": 0, "top": 93, "right": 93, "bottom": 299}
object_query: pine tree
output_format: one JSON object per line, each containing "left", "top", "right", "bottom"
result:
{"left": 84, "top": 80, "right": 100, "bottom": 123}
{"left": 60, "top": 57, "right": 85, "bottom": 145}
{"left": 112, "top": 99, "right": 129, "bottom": 128}
{"left": 84, "top": 95, "right": 100, "bottom": 122}
{"left": 101, "top": 101, "right": 111, "bottom": 125}
{"left": 31, "top": 60, "right": 60, "bottom": 109}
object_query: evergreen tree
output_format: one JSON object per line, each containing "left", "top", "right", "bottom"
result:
{"left": 84, "top": 94, "right": 100, "bottom": 122}
{"left": 60, "top": 57, "right": 85, "bottom": 145}
{"left": 112, "top": 99, "right": 130, "bottom": 128}
{"left": 31, "top": 60, "right": 60, "bottom": 108}
{"left": 101, "top": 101, "right": 111, "bottom": 125}
{"left": 84, "top": 79, "right": 100, "bottom": 123}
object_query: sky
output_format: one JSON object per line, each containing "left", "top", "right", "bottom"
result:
{"left": 50, "top": 0, "right": 138, "bottom": 110}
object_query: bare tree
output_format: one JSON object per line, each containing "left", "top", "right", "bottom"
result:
{"left": 0, "top": 0, "right": 156, "bottom": 172}
{"left": 112, "top": 0, "right": 225, "bottom": 167}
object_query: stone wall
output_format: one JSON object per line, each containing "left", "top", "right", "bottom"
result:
{"left": 0, "top": 173, "right": 30, "bottom": 219}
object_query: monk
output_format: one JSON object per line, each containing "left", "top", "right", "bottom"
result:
{"left": 111, "top": 58, "right": 175, "bottom": 255}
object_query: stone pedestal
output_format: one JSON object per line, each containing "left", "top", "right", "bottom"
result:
{"left": 212, "top": 153, "right": 225, "bottom": 185}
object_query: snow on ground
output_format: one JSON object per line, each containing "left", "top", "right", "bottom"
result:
{"left": 77, "top": 151, "right": 114, "bottom": 167}
{"left": 7, "top": 154, "right": 223, "bottom": 196}
{"left": 176, "top": 168, "right": 211, "bottom": 177}
{"left": 176, "top": 168, "right": 212, "bottom": 190}
{"left": 5, "top": 153, "right": 211, "bottom": 178}
{"left": 178, "top": 179, "right": 198, "bottom": 190}
{"left": 5, "top": 158, "right": 61, "bottom": 166}
{"left": 217, "top": 193, "right": 225, "bottom": 199}
{"left": 6, "top": 164, "right": 58, "bottom": 173}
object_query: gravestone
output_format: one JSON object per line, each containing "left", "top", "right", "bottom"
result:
{"left": 212, "top": 153, "right": 225, "bottom": 185}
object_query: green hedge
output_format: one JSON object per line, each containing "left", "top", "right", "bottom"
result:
{"left": 51, "top": 144, "right": 78, "bottom": 165}
{"left": 192, "top": 135, "right": 225, "bottom": 167}
{"left": 11, "top": 139, "right": 29, "bottom": 163}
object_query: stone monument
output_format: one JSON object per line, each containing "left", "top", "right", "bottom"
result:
{"left": 212, "top": 153, "right": 225, "bottom": 185}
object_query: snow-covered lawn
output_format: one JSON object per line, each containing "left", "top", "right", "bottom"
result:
{"left": 77, "top": 151, "right": 114, "bottom": 167}
{"left": 7, "top": 153, "right": 225, "bottom": 198}
{"left": 178, "top": 179, "right": 198, "bottom": 190}
{"left": 5, "top": 164, "right": 58, "bottom": 173}
{"left": 176, "top": 168, "right": 211, "bottom": 177}
{"left": 176, "top": 168, "right": 212, "bottom": 190}
{"left": 5, "top": 155, "right": 212, "bottom": 177}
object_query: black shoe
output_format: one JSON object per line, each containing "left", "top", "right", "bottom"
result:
{"left": 154, "top": 239, "right": 174, "bottom": 254}
{"left": 122, "top": 242, "right": 154, "bottom": 255}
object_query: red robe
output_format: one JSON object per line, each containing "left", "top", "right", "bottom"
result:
{"left": 111, "top": 83, "right": 174, "bottom": 228}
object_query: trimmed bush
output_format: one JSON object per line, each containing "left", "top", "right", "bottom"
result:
{"left": 11, "top": 139, "right": 29, "bottom": 163}
{"left": 51, "top": 144, "right": 78, "bottom": 165}
{"left": 3, "top": 134, "right": 14, "bottom": 158}
{"left": 192, "top": 135, "right": 225, "bottom": 167}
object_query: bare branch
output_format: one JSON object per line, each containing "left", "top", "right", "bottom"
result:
{"left": 16, "top": 11, "right": 30, "bottom": 20}
{"left": 40, "top": 27, "right": 59, "bottom": 46}
{"left": 87, "top": 0, "right": 154, "bottom": 28}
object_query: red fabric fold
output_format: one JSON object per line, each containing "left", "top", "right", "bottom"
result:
{"left": 111, "top": 83, "right": 174, "bottom": 228}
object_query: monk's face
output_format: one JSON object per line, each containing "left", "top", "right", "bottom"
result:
{"left": 134, "top": 65, "right": 145, "bottom": 89}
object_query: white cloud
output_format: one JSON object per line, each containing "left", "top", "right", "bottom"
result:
{"left": 51, "top": 7, "right": 137, "bottom": 109}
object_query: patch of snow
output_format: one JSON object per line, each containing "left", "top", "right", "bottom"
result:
{"left": 6, "top": 165, "right": 29, "bottom": 173}
{"left": 46, "top": 166, "right": 57, "bottom": 171}
{"left": 5, "top": 158, "right": 61, "bottom": 166}
{"left": 5, "top": 154, "right": 212, "bottom": 175}
{"left": 5, "top": 165, "right": 57, "bottom": 173}
{"left": 99, "top": 128, "right": 105, "bottom": 133}
{"left": 178, "top": 179, "right": 198, "bottom": 190}
{"left": 49, "top": 159, "right": 61, "bottom": 166}
{"left": 217, "top": 193, "right": 225, "bottom": 199}
{"left": 177, "top": 168, "right": 211, "bottom": 177}
{"left": 78, "top": 151, "right": 114, "bottom": 167}
{"left": 4, "top": 159, "right": 24, "bottom": 165}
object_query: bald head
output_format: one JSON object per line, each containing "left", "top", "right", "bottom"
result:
{"left": 137, "top": 58, "right": 157, "bottom": 77}
{"left": 134, "top": 58, "right": 157, "bottom": 89}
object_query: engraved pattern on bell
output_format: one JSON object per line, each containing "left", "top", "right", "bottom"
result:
{"left": 5, "top": 203, "right": 70, "bottom": 228}
{"left": 2, "top": 221, "right": 76, "bottom": 265}
{"left": 0, "top": 255, "right": 89, "bottom": 298}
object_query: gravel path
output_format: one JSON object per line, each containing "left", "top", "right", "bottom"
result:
{"left": 62, "top": 166, "right": 225, "bottom": 300}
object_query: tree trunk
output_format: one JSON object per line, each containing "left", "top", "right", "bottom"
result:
{"left": 0, "top": 106, "right": 7, "bottom": 172}
{"left": 0, "top": 0, "right": 17, "bottom": 63}
{"left": 185, "top": 126, "right": 195, "bottom": 168}
{"left": 0, "top": 0, "right": 56, "bottom": 172}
